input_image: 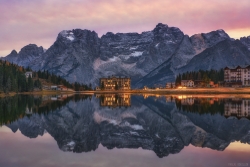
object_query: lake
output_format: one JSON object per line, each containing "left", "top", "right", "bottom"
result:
{"left": 0, "top": 94, "right": 249, "bottom": 167}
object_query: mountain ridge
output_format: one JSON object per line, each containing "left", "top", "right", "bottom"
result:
{"left": 2, "top": 23, "right": 250, "bottom": 88}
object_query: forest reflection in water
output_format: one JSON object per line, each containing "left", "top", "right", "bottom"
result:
{"left": 0, "top": 93, "right": 250, "bottom": 159}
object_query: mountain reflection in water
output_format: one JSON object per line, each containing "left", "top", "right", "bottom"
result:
{"left": 0, "top": 94, "right": 250, "bottom": 158}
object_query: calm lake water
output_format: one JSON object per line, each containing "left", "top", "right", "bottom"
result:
{"left": 0, "top": 94, "right": 250, "bottom": 167}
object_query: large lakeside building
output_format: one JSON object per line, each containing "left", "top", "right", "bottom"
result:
{"left": 224, "top": 66, "right": 250, "bottom": 86}
{"left": 99, "top": 76, "right": 131, "bottom": 90}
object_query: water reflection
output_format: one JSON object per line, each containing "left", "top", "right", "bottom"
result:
{"left": 0, "top": 94, "right": 91, "bottom": 126}
{"left": 224, "top": 99, "right": 250, "bottom": 119}
{"left": 174, "top": 96, "right": 250, "bottom": 119}
{"left": 96, "top": 94, "right": 131, "bottom": 108}
{"left": 0, "top": 94, "right": 250, "bottom": 159}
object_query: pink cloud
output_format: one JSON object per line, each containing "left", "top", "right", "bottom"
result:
{"left": 0, "top": 0, "right": 250, "bottom": 56}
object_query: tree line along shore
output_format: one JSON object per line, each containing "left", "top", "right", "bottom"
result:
{"left": 0, "top": 60, "right": 92, "bottom": 95}
{"left": 1, "top": 59, "right": 250, "bottom": 96}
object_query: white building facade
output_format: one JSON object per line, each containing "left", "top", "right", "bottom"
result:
{"left": 25, "top": 72, "right": 33, "bottom": 78}
{"left": 224, "top": 66, "right": 250, "bottom": 86}
{"left": 181, "top": 80, "right": 194, "bottom": 87}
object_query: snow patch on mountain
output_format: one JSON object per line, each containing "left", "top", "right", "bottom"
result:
{"left": 122, "top": 121, "right": 144, "bottom": 130}
{"left": 131, "top": 51, "right": 143, "bottom": 57}
{"left": 93, "top": 57, "right": 121, "bottom": 70}
{"left": 60, "top": 30, "right": 75, "bottom": 41}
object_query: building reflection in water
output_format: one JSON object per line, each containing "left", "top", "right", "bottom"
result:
{"left": 174, "top": 96, "right": 250, "bottom": 119}
{"left": 96, "top": 94, "right": 131, "bottom": 108}
{"left": 224, "top": 99, "right": 250, "bottom": 119}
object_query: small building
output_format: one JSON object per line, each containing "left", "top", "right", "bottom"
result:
{"left": 57, "top": 85, "right": 68, "bottom": 91}
{"left": 181, "top": 80, "right": 194, "bottom": 87}
{"left": 42, "top": 85, "right": 49, "bottom": 90}
{"left": 25, "top": 72, "right": 33, "bottom": 78}
{"left": 166, "top": 82, "right": 175, "bottom": 88}
{"left": 208, "top": 81, "right": 218, "bottom": 87}
{"left": 100, "top": 76, "right": 131, "bottom": 90}
{"left": 50, "top": 85, "right": 58, "bottom": 90}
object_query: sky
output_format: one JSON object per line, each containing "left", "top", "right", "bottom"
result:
{"left": 1, "top": 0, "right": 250, "bottom": 57}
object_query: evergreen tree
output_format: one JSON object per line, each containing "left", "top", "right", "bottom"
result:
{"left": 27, "top": 75, "right": 34, "bottom": 92}
{"left": 0, "top": 68, "right": 3, "bottom": 92}
{"left": 6, "top": 77, "right": 11, "bottom": 94}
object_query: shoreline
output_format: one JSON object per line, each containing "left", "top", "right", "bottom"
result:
{"left": 2, "top": 87, "right": 250, "bottom": 97}
{"left": 78, "top": 87, "right": 250, "bottom": 94}
{"left": 0, "top": 90, "right": 75, "bottom": 97}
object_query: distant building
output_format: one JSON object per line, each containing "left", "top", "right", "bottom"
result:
{"left": 166, "top": 82, "right": 175, "bottom": 88}
{"left": 25, "top": 72, "right": 33, "bottom": 78}
{"left": 50, "top": 85, "right": 58, "bottom": 90}
{"left": 100, "top": 76, "right": 131, "bottom": 90}
{"left": 224, "top": 66, "right": 250, "bottom": 86}
{"left": 207, "top": 81, "right": 218, "bottom": 87}
{"left": 181, "top": 80, "right": 194, "bottom": 87}
{"left": 57, "top": 85, "right": 68, "bottom": 91}
{"left": 42, "top": 85, "right": 49, "bottom": 90}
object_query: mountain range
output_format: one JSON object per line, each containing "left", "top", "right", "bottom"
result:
{"left": 2, "top": 23, "right": 250, "bottom": 88}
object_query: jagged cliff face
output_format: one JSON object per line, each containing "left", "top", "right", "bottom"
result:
{"left": 2, "top": 44, "right": 44, "bottom": 67}
{"left": 240, "top": 36, "right": 250, "bottom": 51}
{"left": 31, "top": 29, "right": 100, "bottom": 83}
{"left": 93, "top": 23, "right": 184, "bottom": 84}
{"left": 2, "top": 24, "right": 250, "bottom": 87}
{"left": 6, "top": 96, "right": 250, "bottom": 158}
{"left": 178, "top": 39, "right": 250, "bottom": 72}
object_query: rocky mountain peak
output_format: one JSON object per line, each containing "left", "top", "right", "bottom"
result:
{"left": 19, "top": 44, "right": 44, "bottom": 56}
{"left": 153, "top": 23, "right": 183, "bottom": 42}
{"left": 104, "top": 32, "right": 115, "bottom": 36}
{"left": 155, "top": 23, "right": 169, "bottom": 29}
{"left": 153, "top": 23, "right": 168, "bottom": 34}
{"left": 10, "top": 50, "right": 18, "bottom": 55}
{"left": 189, "top": 29, "right": 230, "bottom": 55}
{"left": 58, "top": 29, "right": 99, "bottom": 43}
{"left": 240, "top": 36, "right": 250, "bottom": 50}
{"left": 58, "top": 30, "right": 75, "bottom": 42}
{"left": 203, "top": 29, "right": 230, "bottom": 40}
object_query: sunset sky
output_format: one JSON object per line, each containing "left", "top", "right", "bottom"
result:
{"left": 1, "top": 0, "right": 250, "bottom": 57}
